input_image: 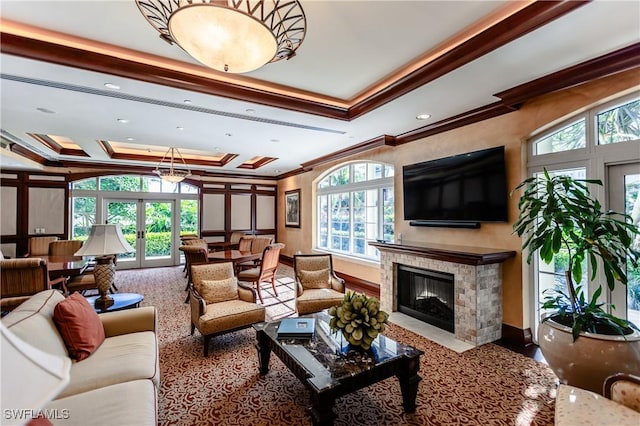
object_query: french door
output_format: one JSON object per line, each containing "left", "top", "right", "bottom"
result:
{"left": 608, "top": 163, "right": 640, "bottom": 327}
{"left": 103, "top": 198, "right": 175, "bottom": 269}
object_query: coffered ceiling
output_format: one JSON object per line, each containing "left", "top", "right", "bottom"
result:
{"left": 1, "top": 1, "right": 639, "bottom": 178}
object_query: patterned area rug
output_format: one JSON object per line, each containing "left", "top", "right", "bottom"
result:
{"left": 114, "top": 266, "right": 557, "bottom": 426}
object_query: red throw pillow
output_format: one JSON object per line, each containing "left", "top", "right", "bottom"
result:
{"left": 53, "top": 292, "right": 105, "bottom": 361}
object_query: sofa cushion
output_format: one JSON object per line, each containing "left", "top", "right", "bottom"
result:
{"left": 57, "top": 330, "right": 159, "bottom": 398}
{"left": 198, "top": 277, "right": 239, "bottom": 304}
{"left": 53, "top": 292, "right": 105, "bottom": 361}
{"left": 296, "top": 288, "right": 344, "bottom": 315}
{"left": 298, "top": 268, "right": 330, "bottom": 289}
{"left": 197, "top": 300, "right": 265, "bottom": 335}
{"left": 47, "top": 379, "right": 157, "bottom": 426}
{"left": 2, "top": 290, "right": 69, "bottom": 358}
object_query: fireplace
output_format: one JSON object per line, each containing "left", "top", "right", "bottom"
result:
{"left": 397, "top": 265, "right": 455, "bottom": 332}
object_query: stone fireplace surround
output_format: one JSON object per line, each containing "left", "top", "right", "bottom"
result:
{"left": 369, "top": 241, "right": 515, "bottom": 346}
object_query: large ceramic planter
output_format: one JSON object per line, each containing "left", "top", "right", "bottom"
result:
{"left": 538, "top": 317, "right": 640, "bottom": 394}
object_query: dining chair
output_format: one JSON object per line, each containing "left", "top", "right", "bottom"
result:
{"left": 0, "top": 258, "right": 66, "bottom": 312}
{"left": 237, "top": 243, "right": 284, "bottom": 304}
{"left": 48, "top": 240, "right": 84, "bottom": 256}
{"left": 24, "top": 236, "right": 59, "bottom": 257}
{"left": 180, "top": 245, "right": 209, "bottom": 302}
{"left": 236, "top": 236, "right": 272, "bottom": 274}
{"left": 237, "top": 235, "right": 255, "bottom": 252}
{"left": 293, "top": 253, "right": 346, "bottom": 315}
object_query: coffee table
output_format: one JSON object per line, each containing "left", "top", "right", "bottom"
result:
{"left": 253, "top": 312, "right": 423, "bottom": 426}
{"left": 85, "top": 293, "right": 144, "bottom": 313}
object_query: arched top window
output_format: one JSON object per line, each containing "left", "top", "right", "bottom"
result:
{"left": 316, "top": 161, "right": 394, "bottom": 261}
{"left": 530, "top": 95, "right": 639, "bottom": 158}
{"left": 72, "top": 175, "right": 198, "bottom": 194}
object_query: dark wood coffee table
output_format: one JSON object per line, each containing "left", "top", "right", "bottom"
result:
{"left": 253, "top": 312, "right": 423, "bottom": 426}
{"left": 85, "top": 293, "right": 144, "bottom": 313}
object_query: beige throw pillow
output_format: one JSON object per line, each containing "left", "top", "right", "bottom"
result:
{"left": 299, "top": 268, "right": 330, "bottom": 289}
{"left": 198, "top": 277, "right": 239, "bottom": 304}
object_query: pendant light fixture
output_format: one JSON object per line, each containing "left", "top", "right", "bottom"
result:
{"left": 154, "top": 147, "right": 191, "bottom": 183}
{"left": 135, "top": 0, "right": 307, "bottom": 73}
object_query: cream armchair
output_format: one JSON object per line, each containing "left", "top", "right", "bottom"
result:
{"left": 189, "top": 262, "right": 265, "bottom": 356}
{"left": 294, "top": 254, "right": 345, "bottom": 315}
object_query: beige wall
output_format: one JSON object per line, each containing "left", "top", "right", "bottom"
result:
{"left": 277, "top": 69, "right": 640, "bottom": 330}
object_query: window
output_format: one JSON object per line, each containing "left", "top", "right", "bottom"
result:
{"left": 596, "top": 99, "right": 640, "bottom": 145}
{"left": 316, "top": 162, "right": 394, "bottom": 261}
{"left": 527, "top": 92, "right": 640, "bottom": 335}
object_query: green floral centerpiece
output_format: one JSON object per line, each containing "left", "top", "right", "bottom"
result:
{"left": 328, "top": 292, "right": 389, "bottom": 350}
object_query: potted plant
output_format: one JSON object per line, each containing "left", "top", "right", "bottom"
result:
{"left": 513, "top": 169, "right": 640, "bottom": 393}
{"left": 328, "top": 292, "right": 389, "bottom": 351}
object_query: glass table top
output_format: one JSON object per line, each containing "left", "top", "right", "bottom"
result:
{"left": 254, "top": 311, "right": 422, "bottom": 392}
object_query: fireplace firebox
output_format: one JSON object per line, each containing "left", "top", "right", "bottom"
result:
{"left": 397, "top": 265, "right": 454, "bottom": 332}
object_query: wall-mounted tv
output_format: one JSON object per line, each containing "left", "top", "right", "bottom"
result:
{"left": 402, "top": 146, "right": 508, "bottom": 226}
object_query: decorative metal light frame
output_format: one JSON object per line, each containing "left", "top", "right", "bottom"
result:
{"left": 135, "top": 0, "right": 307, "bottom": 73}
{"left": 154, "top": 147, "right": 191, "bottom": 183}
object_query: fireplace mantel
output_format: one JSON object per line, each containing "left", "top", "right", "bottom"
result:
{"left": 370, "top": 240, "right": 515, "bottom": 346}
{"left": 368, "top": 240, "right": 515, "bottom": 265}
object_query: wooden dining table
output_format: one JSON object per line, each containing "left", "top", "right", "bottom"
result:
{"left": 34, "top": 255, "right": 89, "bottom": 279}
{"left": 206, "top": 241, "right": 239, "bottom": 252}
{"left": 207, "top": 250, "right": 261, "bottom": 268}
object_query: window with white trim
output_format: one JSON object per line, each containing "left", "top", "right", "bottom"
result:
{"left": 527, "top": 93, "right": 640, "bottom": 335}
{"left": 316, "top": 162, "right": 394, "bottom": 261}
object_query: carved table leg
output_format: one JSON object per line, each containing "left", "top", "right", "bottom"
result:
{"left": 255, "top": 329, "right": 272, "bottom": 376}
{"left": 308, "top": 392, "right": 336, "bottom": 426}
{"left": 396, "top": 354, "right": 422, "bottom": 412}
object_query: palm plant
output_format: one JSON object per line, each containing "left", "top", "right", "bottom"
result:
{"left": 513, "top": 169, "right": 640, "bottom": 340}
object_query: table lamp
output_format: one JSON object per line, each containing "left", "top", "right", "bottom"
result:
{"left": 1, "top": 323, "right": 71, "bottom": 420}
{"left": 74, "top": 224, "right": 133, "bottom": 310}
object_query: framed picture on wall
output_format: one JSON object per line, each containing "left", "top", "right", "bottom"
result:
{"left": 285, "top": 189, "right": 301, "bottom": 228}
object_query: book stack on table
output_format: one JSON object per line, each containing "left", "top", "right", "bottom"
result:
{"left": 277, "top": 318, "right": 316, "bottom": 339}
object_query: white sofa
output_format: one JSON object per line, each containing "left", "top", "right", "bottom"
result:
{"left": 2, "top": 290, "right": 159, "bottom": 425}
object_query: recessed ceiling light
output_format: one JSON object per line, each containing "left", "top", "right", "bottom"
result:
{"left": 274, "top": 169, "right": 281, "bottom": 173}
{"left": 245, "top": 109, "right": 255, "bottom": 114}
{"left": 36, "top": 107, "right": 55, "bottom": 114}
{"left": 126, "top": 137, "right": 135, "bottom": 141}
{"left": 225, "top": 133, "right": 232, "bottom": 137}
{"left": 183, "top": 99, "right": 192, "bottom": 104}
{"left": 416, "top": 113, "right": 431, "bottom": 120}
{"left": 176, "top": 126, "right": 184, "bottom": 130}
{"left": 117, "top": 118, "right": 129, "bottom": 123}
{"left": 214, "top": 147, "right": 221, "bottom": 151}
{"left": 104, "top": 83, "right": 120, "bottom": 90}
{"left": 270, "top": 139, "right": 279, "bottom": 143}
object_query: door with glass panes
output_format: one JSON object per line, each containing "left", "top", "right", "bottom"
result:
{"left": 103, "top": 199, "right": 175, "bottom": 269}
{"left": 608, "top": 163, "right": 640, "bottom": 327}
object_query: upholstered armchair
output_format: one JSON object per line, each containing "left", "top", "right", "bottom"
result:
{"left": 0, "top": 258, "right": 65, "bottom": 312}
{"left": 48, "top": 239, "right": 84, "bottom": 256}
{"left": 189, "top": 262, "right": 265, "bottom": 356}
{"left": 237, "top": 243, "right": 284, "bottom": 303}
{"left": 24, "top": 236, "right": 59, "bottom": 257}
{"left": 237, "top": 235, "right": 255, "bottom": 252}
{"left": 294, "top": 254, "right": 346, "bottom": 315}
{"left": 604, "top": 373, "right": 640, "bottom": 413}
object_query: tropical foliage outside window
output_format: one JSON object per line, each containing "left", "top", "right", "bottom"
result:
{"left": 316, "top": 162, "right": 394, "bottom": 260}
{"left": 597, "top": 99, "right": 640, "bottom": 145}
{"left": 70, "top": 176, "right": 199, "bottom": 256}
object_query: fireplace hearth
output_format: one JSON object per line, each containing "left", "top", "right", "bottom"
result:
{"left": 397, "top": 265, "right": 454, "bottom": 332}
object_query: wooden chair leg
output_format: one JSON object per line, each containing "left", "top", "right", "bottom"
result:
{"left": 271, "top": 277, "right": 278, "bottom": 297}
{"left": 184, "top": 290, "right": 190, "bottom": 304}
{"left": 111, "top": 283, "right": 119, "bottom": 292}
{"left": 190, "top": 323, "right": 195, "bottom": 335}
{"left": 255, "top": 281, "right": 263, "bottom": 304}
{"left": 204, "top": 335, "right": 211, "bottom": 357}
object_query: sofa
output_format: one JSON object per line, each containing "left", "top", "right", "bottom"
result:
{"left": 1, "top": 290, "right": 159, "bottom": 425}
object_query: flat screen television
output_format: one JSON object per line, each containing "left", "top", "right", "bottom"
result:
{"left": 402, "top": 146, "right": 508, "bottom": 225}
